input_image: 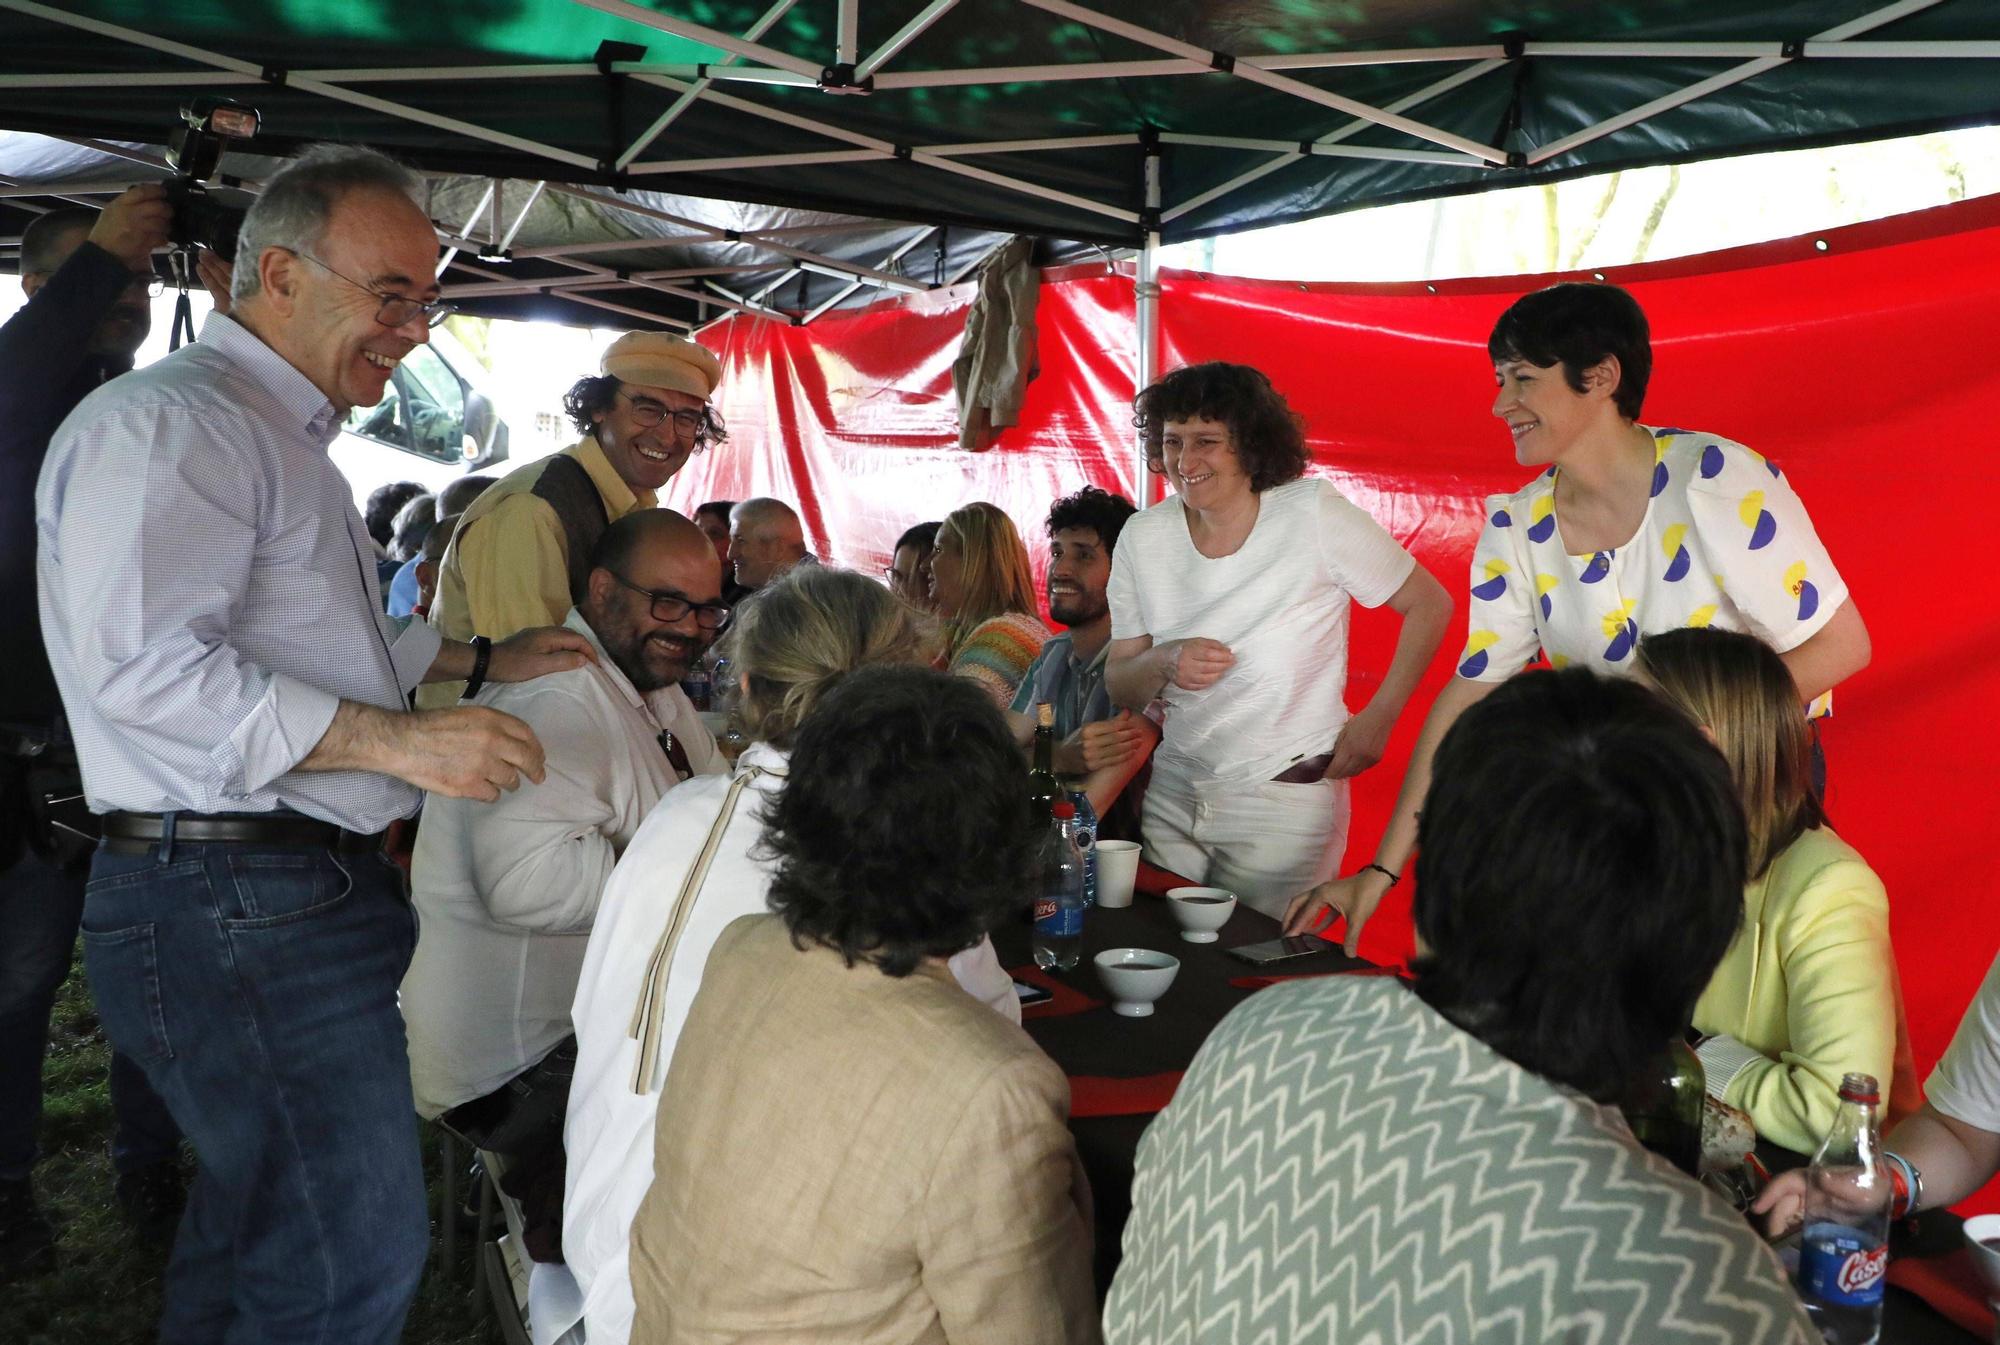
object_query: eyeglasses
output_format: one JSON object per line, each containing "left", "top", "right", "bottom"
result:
{"left": 607, "top": 571, "right": 730, "bottom": 629}
{"left": 285, "top": 248, "right": 456, "bottom": 329}
{"left": 616, "top": 390, "right": 707, "bottom": 436}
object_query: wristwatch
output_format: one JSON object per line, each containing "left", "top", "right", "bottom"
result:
{"left": 460, "top": 635, "right": 492, "bottom": 701}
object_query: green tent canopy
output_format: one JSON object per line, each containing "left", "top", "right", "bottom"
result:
{"left": 2, "top": 0, "right": 1996, "bottom": 327}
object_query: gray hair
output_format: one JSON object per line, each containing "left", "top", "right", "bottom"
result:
{"left": 231, "top": 144, "right": 425, "bottom": 304}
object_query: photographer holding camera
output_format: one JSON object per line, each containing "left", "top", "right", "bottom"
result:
{"left": 0, "top": 183, "right": 234, "bottom": 1278}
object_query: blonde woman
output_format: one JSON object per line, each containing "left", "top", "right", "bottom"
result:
{"left": 928, "top": 501, "right": 1051, "bottom": 708}
{"left": 1637, "top": 626, "right": 1911, "bottom": 1154}
{"left": 553, "top": 566, "right": 1020, "bottom": 1345}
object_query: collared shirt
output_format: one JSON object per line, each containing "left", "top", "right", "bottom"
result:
{"left": 36, "top": 313, "right": 442, "bottom": 831}
{"left": 1008, "top": 630, "right": 1112, "bottom": 738}
{"left": 401, "top": 607, "right": 723, "bottom": 1118}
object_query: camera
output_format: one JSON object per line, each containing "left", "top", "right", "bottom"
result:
{"left": 164, "top": 98, "right": 259, "bottom": 261}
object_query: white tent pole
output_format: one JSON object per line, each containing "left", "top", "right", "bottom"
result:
{"left": 0, "top": 0, "right": 600, "bottom": 171}
{"left": 629, "top": 148, "right": 890, "bottom": 174}
{"left": 1161, "top": 57, "right": 1505, "bottom": 225}
{"left": 434, "top": 182, "right": 496, "bottom": 278}
{"left": 1136, "top": 141, "right": 1162, "bottom": 506}
{"left": 566, "top": 0, "right": 823, "bottom": 79}
{"left": 855, "top": 0, "right": 959, "bottom": 80}
{"left": 917, "top": 133, "right": 1137, "bottom": 155}
{"left": 614, "top": 0, "right": 802, "bottom": 170}
{"left": 1528, "top": 0, "right": 1948, "bottom": 165}
{"left": 547, "top": 183, "right": 935, "bottom": 291}
{"left": 801, "top": 227, "right": 934, "bottom": 322}
{"left": 0, "top": 179, "right": 148, "bottom": 198}
{"left": 1159, "top": 131, "right": 1483, "bottom": 167}
{"left": 449, "top": 258, "right": 698, "bottom": 328}
{"left": 836, "top": 0, "right": 859, "bottom": 67}
{"left": 1015, "top": 0, "right": 1508, "bottom": 163}
{"left": 496, "top": 181, "right": 546, "bottom": 251}
{"left": 873, "top": 58, "right": 1196, "bottom": 87}
{"left": 634, "top": 73, "right": 1141, "bottom": 223}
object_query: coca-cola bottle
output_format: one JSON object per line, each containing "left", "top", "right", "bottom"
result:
{"left": 1797, "top": 1073, "right": 1890, "bottom": 1345}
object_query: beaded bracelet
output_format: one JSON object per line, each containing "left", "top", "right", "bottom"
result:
{"left": 1360, "top": 862, "right": 1400, "bottom": 886}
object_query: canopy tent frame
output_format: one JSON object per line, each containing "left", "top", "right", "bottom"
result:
{"left": 4, "top": 0, "right": 1999, "bottom": 476}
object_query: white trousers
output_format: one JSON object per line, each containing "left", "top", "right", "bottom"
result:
{"left": 1139, "top": 765, "right": 1349, "bottom": 919}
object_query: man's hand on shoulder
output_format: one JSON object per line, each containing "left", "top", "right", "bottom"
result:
{"left": 88, "top": 184, "right": 172, "bottom": 272}
{"left": 488, "top": 627, "right": 596, "bottom": 684}
{"left": 301, "top": 700, "right": 550, "bottom": 802}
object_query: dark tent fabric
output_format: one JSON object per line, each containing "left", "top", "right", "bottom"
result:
{"left": 660, "top": 195, "right": 2000, "bottom": 1218}
{"left": 1, "top": 0, "right": 1997, "bottom": 328}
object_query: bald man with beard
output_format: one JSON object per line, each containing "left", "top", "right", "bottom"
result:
{"left": 401, "top": 512, "right": 730, "bottom": 1250}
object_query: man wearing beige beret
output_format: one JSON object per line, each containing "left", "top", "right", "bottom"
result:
{"left": 422, "top": 332, "right": 726, "bottom": 705}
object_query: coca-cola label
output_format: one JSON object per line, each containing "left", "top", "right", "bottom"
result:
{"left": 1800, "top": 1227, "right": 1887, "bottom": 1309}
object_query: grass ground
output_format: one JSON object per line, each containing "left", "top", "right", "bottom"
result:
{"left": 4, "top": 947, "right": 495, "bottom": 1344}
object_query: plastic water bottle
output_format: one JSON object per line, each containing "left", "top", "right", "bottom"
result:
{"left": 679, "top": 661, "right": 711, "bottom": 711}
{"left": 1068, "top": 789, "right": 1098, "bottom": 908}
{"left": 1797, "top": 1073, "right": 1890, "bottom": 1345}
{"left": 1032, "top": 800, "right": 1085, "bottom": 971}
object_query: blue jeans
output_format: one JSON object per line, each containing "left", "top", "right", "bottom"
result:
{"left": 0, "top": 842, "right": 180, "bottom": 1181}
{"left": 81, "top": 839, "right": 428, "bottom": 1345}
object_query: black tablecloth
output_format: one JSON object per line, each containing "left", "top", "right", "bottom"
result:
{"left": 994, "top": 895, "right": 1980, "bottom": 1342}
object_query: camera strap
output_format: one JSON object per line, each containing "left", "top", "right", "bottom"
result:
{"left": 168, "top": 249, "right": 197, "bottom": 351}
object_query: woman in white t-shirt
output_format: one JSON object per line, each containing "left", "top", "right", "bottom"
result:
{"left": 1286, "top": 282, "right": 1873, "bottom": 952}
{"left": 545, "top": 566, "right": 1019, "bottom": 1345}
{"left": 1104, "top": 362, "right": 1451, "bottom": 918}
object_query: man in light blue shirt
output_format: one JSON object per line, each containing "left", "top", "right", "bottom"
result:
{"left": 36, "top": 145, "right": 590, "bottom": 1344}
{"left": 1007, "top": 486, "right": 1156, "bottom": 826}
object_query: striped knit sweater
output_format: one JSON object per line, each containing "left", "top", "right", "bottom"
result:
{"left": 945, "top": 611, "right": 1051, "bottom": 710}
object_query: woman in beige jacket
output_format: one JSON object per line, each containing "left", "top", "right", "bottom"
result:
{"left": 629, "top": 665, "right": 1098, "bottom": 1345}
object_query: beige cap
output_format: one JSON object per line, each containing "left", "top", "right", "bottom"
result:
{"left": 600, "top": 330, "right": 723, "bottom": 400}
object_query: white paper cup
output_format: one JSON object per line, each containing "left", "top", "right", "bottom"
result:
{"left": 1094, "top": 840, "right": 1142, "bottom": 908}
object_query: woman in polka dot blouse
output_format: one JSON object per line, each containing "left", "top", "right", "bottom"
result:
{"left": 1285, "top": 282, "right": 1871, "bottom": 951}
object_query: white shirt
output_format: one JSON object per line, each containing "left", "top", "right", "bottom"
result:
{"left": 1106, "top": 476, "right": 1415, "bottom": 785}
{"left": 1926, "top": 949, "right": 2000, "bottom": 1132}
{"left": 400, "top": 607, "right": 722, "bottom": 1119}
{"left": 547, "top": 741, "right": 1018, "bottom": 1345}
{"left": 36, "top": 313, "right": 442, "bottom": 831}
{"left": 1457, "top": 429, "right": 1847, "bottom": 715}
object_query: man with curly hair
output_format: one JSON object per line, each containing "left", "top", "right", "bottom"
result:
{"left": 421, "top": 331, "right": 726, "bottom": 705}
{"left": 1007, "top": 485, "right": 1156, "bottom": 825}
{"left": 1104, "top": 362, "right": 1451, "bottom": 921}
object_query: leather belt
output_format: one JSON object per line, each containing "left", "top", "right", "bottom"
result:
{"left": 1271, "top": 753, "right": 1334, "bottom": 785}
{"left": 100, "top": 811, "right": 386, "bottom": 856}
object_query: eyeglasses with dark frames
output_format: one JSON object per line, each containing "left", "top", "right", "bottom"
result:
{"left": 285, "top": 248, "right": 456, "bottom": 330}
{"left": 616, "top": 389, "right": 708, "bottom": 435}
{"left": 607, "top": 571, "right": 730, "bottom": 629}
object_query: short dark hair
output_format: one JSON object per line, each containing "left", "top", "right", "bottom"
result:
{"left": 437, "top": 473, "right": 496, "bottom": 516}
{"left": 562, "top": 373, "right": 729, "bottom": 447}
{"left": 695, "top": 500, "right": 737, "bottom": 527}
{"left": 895, "top": 521, "right": 941, "bottom": 556}
{"left": 363, "top": 480, "right": 426, "bottom": 549}
{"left": 759, "top": 665, "right": 1037, "bottom": 978}
{"left": 20, "top": 208, "right": 95, "bottom": 276}
{"left": 1133, "top": 362, "right": 1309, "bottom": 493}
{"left": 1046, "top": 485, "right": 1136, "bottom": 553}
{"left": 1411, "top": 668, "right": 1746, "bottom": 1103}
{"left": 1487, "top": 282, "right": 1652, "bottom": 421}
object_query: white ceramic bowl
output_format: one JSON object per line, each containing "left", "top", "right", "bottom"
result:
{"left": 1164, "top": 886, "right": 1237, "bottom": 943}
{"left": 1094, "top": 947, "right": 1180, "bottom": 1017}
{"left": 1962, "top": 1213, "right": 2000, "bottom": 1299}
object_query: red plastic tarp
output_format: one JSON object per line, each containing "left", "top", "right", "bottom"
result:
{"left": 667, "top": 198, "right": 2000, "bottom": 1189}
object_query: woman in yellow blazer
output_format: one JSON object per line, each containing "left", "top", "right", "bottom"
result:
{"left": 1638, "top": 627, "right": 1912, "bottom": 1154}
